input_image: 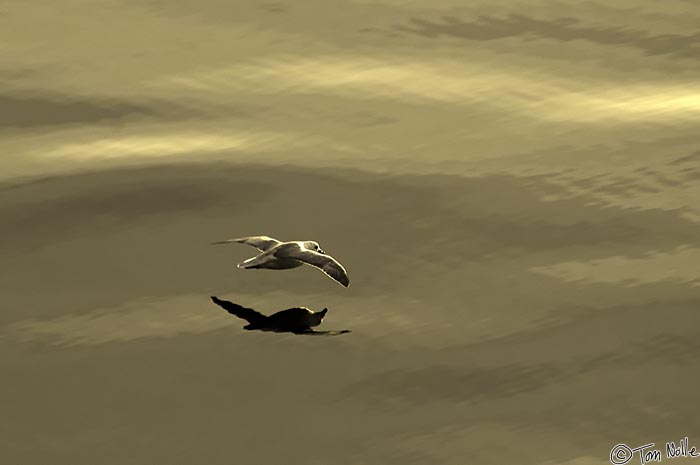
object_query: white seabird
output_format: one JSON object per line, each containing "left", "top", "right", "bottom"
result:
{"left": 211, "top": 235, "right": 350, "bottom": 287}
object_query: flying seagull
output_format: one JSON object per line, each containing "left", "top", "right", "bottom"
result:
{"left": 210, "top": 296, "right": 350, "bottom": 335}
{"left": 211, "top": 235, "right": 350, "bottom": 287}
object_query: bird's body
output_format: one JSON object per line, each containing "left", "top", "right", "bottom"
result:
{"left": 211, "top": 236, "right": 350, "bottom": 287}
{"left": 263, "top": 307, "right": 325, "bottom": 330}
{"left": 210, "top": 296, "right": 349, "bottom": 335}
{"left": 243, "top": 256, "right": 303, "bottom": 270}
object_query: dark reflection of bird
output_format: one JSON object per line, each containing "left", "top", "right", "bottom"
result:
{"left": 210, "top": 296, "right": 351, "bottom": 336}
{"left": 211, "top": 235, "right": 350, "bottom": 287}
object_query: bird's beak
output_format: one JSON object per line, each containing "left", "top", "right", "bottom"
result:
{"left": 318, "top": 249, "right": 325, "bottom": 254}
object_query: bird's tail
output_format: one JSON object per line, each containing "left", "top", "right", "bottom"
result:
{"left": 237, "top": 255, "right": 266, "bottom": 269}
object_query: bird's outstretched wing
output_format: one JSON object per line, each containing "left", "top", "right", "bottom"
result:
{"left": 275, "top": 244, "right": 350, "bottom": 287}
{"left": 293, "top": 329, "right": 352, "bottom": 336}
{"left": 210, "top": 296, "right": 267, "bottom": 325}
{"left": 210, "top": 236, "right": 282, "bottom": 252}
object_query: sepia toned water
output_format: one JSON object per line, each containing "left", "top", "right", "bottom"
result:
{"left": 2, "top": 1, "right": 700, "bottom": 464}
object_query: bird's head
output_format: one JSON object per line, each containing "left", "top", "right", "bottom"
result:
{"left": 310, "top": 308, "right": 328, "bottom": 327}
{"left": 305, "top": 241, "right": 325, "bottom": 254}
